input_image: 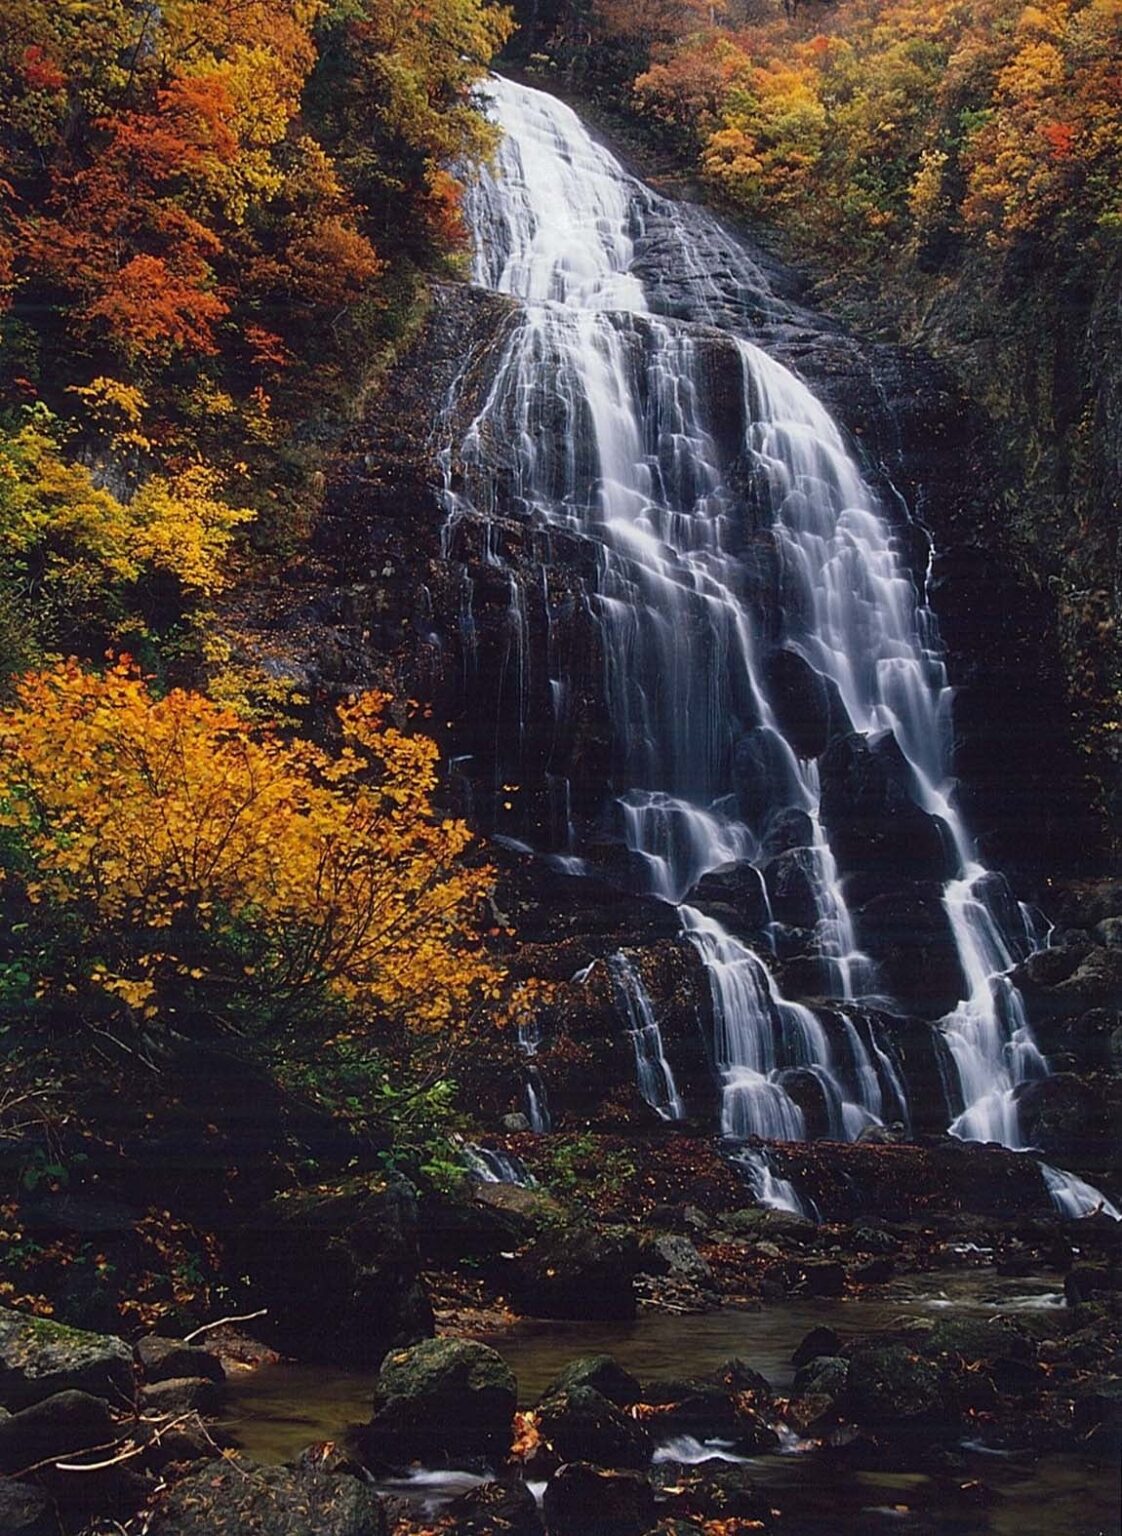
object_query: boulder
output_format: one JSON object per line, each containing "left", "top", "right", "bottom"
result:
{"left": 542, "top": 1464, "right": 656, "bottom": 1536}
{"left": 0, "top": 1480, "right": 54, "bottom": 1535}
{"left": 764, "top": 848, "right": 821, "bottom": 929}
{"left": 764, "top": 647, "right": 835, "bottom": 760}
{"left": 136, "top": 1336, "right": 226, "bottom": 1386}
{"left": 0, "top": 1309, "right": 133, "bottom": 1411}
{"left": 508, "top": 1225, "right": 639, "bottom": 1321}
{"left": 820, "top": 732, "right": 958, "bottom": 886}
{"left": 791, "top": 1326, "right": 842, "bottom": 1370}
{"left": 363, "top": 1338, "right": 516, "bottom": 1461}
{"left": 685, "top": 863, "right": 770, "bottom": 940}
{"left": 639, "top": 1371, "right": 777, "bottom": 1453}
{"left": 641, "top": 1235, "right": 713, "bottom": 1288}
{"left": 544, "top": 1356, "right": 641, "bottom": 1408}
{"left": 446, "top": 1478, "right": 544, "bottom": 1536}
{"left": 536, "top": 1387, "right": 652, "bottom": 1470}
{"left": 139, "top": 1377, "right": 223, "bottom": 1417}
{"left": 761, "top": 808, "right": 815, "bottom": 859}
{"left": 0, "top": 1389, "right": 117, "bottom": 1474}
{"left": 144, "top": 1457, "right": 388, "bottom": 1535}
{"left": 843, "top": 1343, "right": 954, "bottom": 1433}
{"left": 656, "top": 1458, "right": 770, "bottom": 1523}
{"left": 920, "top": 1317, "right": 1034, "bottom": 1365}
{"left": 232, "top": 1175, "right": 433, "bottom": 1368}
{"left": 1016, "top": 1073, "right": 1122, "bottom": 1168}
{"left": 792, "top": 1356, "right": 849, "bottom": 1400}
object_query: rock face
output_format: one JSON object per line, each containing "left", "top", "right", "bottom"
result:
{"left": 0, "top": 1309, "right": 133, "bottom": 1411}
{"left": 508, "top": 1224, "right": 640, "bottom": 1321}
{"left": 233, "top": 1176, "right": 433, "bottom": 1368}
{"left": 363, "top": 1339, "right": 517, "bottom": 1462}
{"left": 145, "top": 1459, "right": 387, "bottom": 1536}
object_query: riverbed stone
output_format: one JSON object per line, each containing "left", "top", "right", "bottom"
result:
{"left": 542, "top": 1463, "right": 656, "bottom": 1536}
{"left": 791, "top": 1326, "right": 842, "bottom": 1369}
{"left": 544, "top": 1356, "right": 641, "bottom": 1408}
{"left": 656, "top": 1459, "right": 771, "bottom": 1524}
{"left": 0, "top": 1309, "right": 133, "bottom": 1411}
{"left": 843, "top": 1343, "right": 953, "bottom": 1432}
{"left": 136, "top": 1336, "right": 226, "bottom": 1386}
{"left": 446, "top": 1477, "right": 544, "bottom": 1536}
{"left": 364, "top": 1338, "right": 517, "bottom": 1461}
{"left": 535, "top": 1387, "right": 652, "bottom": 1470}
{"left": 144, "top": 1457, "right": 388, "bottom": 1535}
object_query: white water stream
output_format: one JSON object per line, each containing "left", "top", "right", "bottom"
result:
{"left": 443, "top": 75, "right": 1111, "bottom": 1218}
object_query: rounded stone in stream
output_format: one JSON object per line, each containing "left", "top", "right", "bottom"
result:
{"left": 446, "top": 1477, "right": 544, "bottom": 1536}
{"left": 508, "top": 1224, "right": 639, "bottom": 1321}
{"left": 920, "top": 1316, "right": 1034, "bottom": 1365}
{"left": 535, "top": 1387, "right": 652, "bottom": 1470}
{"left": 139, "top": 1376, "right": 223, "bottom": 1417}
{"left": 843, "top": 1343, "right": 954, "bottom": 1432}
{"left": 544, "top": 1355, "right": 641, "bottom": 1408}
{"left": 364, "top": 1338, "right": 516, "bottom": 1461}
{"left": 542, "top": 1463, "right": 656, "bottom": 1536}
{"left": 791, "top": 1327, "right": 843, "bottom": 1370}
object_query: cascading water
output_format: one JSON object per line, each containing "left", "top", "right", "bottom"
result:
{"left": 442, "top": 74, "right": 1112, "bottom": 1217}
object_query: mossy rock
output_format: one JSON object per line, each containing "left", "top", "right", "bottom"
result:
{"left": 365, "top": 1338, "right": 516, "bottom": 1460}
{"left": 544, "top": 1354, "right": 641, "bottom": 1407}
{"left": 0, "top": 1308, "right": 133, "bottom": 1411}
{"left": 844, "top": 1343, "right": 954, "bottom": 1431}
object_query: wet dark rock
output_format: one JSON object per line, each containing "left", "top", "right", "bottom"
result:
{"left": 144, "top": 1457, "right": 388, "bottom": 1536}
{"left": 0, "top": 1309, "right": 133, "bottom": 1411}
{"left": 1065, "top": 1265, "right": 1122, "bottom": 1305}
{"left": 820, "top": 732, "right": 959, "bottom": 885}
{"left": 920, "top": 1316, "right": 1034, "bottom": 1365}
{"left": 447, "top": 1477, "right": 544, "bottom": 1536}
{"left": 717, "top": 1206, "right": 815, "bottom": 1242}
{"left": 139, "top": 1377, "right": 224, "bottom": 1417}
{"left": 541, "top": 1463, "right": 656, "bottom": 1536}
{"left": 767, "top": 1133, "right": 1052, "bottom": 1222}
{"left": 509, "top": 1224, "right": 639, "bottom": 1320}
{"left": 791, "top": 1326, "right": 842, "bottom": 1369}
{"left": 544, "top": 1356, "right": 641, "bottom": 1408}
{"left": 852, "top": 1257, "right": 895, "bottom": 1285}
{"left": 792, "top": 1355, "right": 849, "bottom": 1400}
{"left": 639, "top": 1376, "right": 777, "bottom": 1453}
{"left": 0, "top": 1389, "right": 117, "bottom": 1474}
{"left": 536, "top": 1386, "right": 652, "bottom": 1470}
{"left": 0, "top": 1479, "right": 54, "bottom": 1535}
{"left": 232, "top": 1175, "right": 433, "bottom": 1368}
{"left": 136, "top": 1337, "right": 226, "bottom": 1386}
{"left": 761, "top": 808, "right": 816, "bottom": 859}
{"left": 843, "top": 1343, "right": 954, "bottom": 1433}
{"left": 776, "top": 1067, "right": 835, "bottom": 1139}
{"left": 799, "top": 1259, "right": 847, "bottom": 1297}
{"left": 764, "top": 647, "right": 834, "bottom": 760}
{"left": 764, "top": 848, "right": 821, "bottom": 928}
{"left": 685, "top": 863, "right": 770, "bottom": 940}
{"left": 656, "top": 1459, "right": 771, "bottom": 1525}
{"left": 640, "top": 1234, "right": 713, "bottom": 1288}
{"left": 362, "top": 1339, "right": 516, "bottom": 1463}
{"left": 1016, "top": 1073, "right": 1122, "bottom": 1170}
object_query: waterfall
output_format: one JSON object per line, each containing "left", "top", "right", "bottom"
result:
{"left": 607, "top": 952, "right": 685, "bottom": 1120}
{"left": 442, "top": 74, "right": 1109, "bottom": 1205}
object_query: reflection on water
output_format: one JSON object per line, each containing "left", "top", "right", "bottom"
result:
{"left": 224, "top": 1278, "right": 1120, "bottom": 1536}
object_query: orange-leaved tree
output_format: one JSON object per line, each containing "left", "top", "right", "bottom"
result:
{"left": 0, "top": 660, "right": 504, "bottom": 1043}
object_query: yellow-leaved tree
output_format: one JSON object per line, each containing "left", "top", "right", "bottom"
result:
{"left": 0, "top": 661, "right": 504, "bottom": 1042}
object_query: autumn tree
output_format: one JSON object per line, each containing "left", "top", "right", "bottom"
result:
{"left": 0, "top": 661, "right": 505, "bottom": 1047}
